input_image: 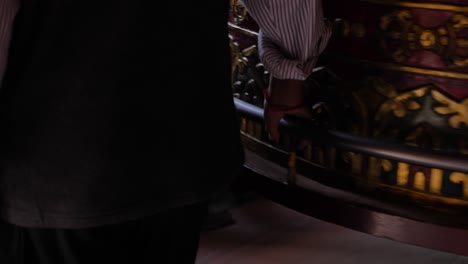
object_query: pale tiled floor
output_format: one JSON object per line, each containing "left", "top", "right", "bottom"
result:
{"left": 197, "top": 198, "right": 468, "bottom": 264}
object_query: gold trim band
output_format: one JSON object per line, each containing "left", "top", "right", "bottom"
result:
{"left": 373, "top": 62, "right": 468, "bottom": 80}
{"left": 361, "top": 0, "right": 468, "bottom": 12}
{"left": 241, "top": 132, "right": 468, "bottom": 206}
{"left": 327, "top": 54, "right": 468, "bottom": 80}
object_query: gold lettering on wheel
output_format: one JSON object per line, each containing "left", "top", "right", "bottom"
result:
{"left": 366, "top": 158, "right": 447, "bottom": 196}
{"left": 396, "top": 162, "right": 409, "bottom": 186}
{"left": 414, "top": 171, "right": 426, "bottom": 191}
{"left": 430, "top": 168, "right": 443, "bottom": 194}
{"left": 419, "top": 30, "right": 436, "bottom": 48}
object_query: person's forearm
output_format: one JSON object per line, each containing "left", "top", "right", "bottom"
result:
{"left": 0, "top": 0, "right": 20, "bottom": 85}
{"left": 266, "top": 77, "right": 305, "bottom": 108}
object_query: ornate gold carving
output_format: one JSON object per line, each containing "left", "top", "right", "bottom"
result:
{"left": 374, "top": 81, "right": 468, "bottom": 130}
{"left": 452, "top": 14, "right": 468, "bottom": 31}
{"left": 357, "top": 78, "right": 467, "bottom": 197}
{"left": 380, "top": 10, "right": 468, "bottom": 67}
{"left": 229, "top": 35, "right": 266, "bottom": 107}
{"left": 375, "top": 82, "right": 427, "bottom": 121}
{"left": 432, "top": 90, "right": 468, "bottom": 129}
{"left": 230, "top": 0, "right": 248, "bottom": 25}
{"left": 229, "top": 36, "right": 258, "bottom": 85}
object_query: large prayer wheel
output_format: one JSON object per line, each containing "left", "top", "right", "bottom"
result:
{"left": 322, "top": 0, "right": 468, "bottom": 208}
{"left": 228, "top": 0, "right": 468, "bottom": 254}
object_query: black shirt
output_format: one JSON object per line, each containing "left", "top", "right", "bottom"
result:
{"left": 0, "top": 0, "right": 244, "bottom": 228}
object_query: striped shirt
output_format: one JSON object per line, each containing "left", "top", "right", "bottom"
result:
{"left": 0, "top": 0, "right": 19, "bottom": 85}
{"left": 241, "top": 0, "right": 331, "bottom": 80}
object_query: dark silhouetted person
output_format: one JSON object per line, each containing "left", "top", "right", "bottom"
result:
{"left": 0, "top": 1, "right": 244, "bottom": 263}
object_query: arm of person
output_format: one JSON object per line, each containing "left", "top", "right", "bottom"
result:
{"left": 241, "top": 0, "right": 332, "bottom": 142}
{"left": 260, "top": 38, "right": 311, "bottom": 141}
{"left": 258, "top": 31, "right": 310, "bottom": 81}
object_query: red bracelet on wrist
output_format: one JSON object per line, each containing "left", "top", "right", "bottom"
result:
{"left": 263, "top": 89, "right": 304, "bottom": 112}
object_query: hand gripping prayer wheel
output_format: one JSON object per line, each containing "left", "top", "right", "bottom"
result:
{"left": 228, "top": 0, "right": 468, "bottom": 227}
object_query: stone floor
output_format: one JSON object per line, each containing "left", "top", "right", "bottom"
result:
{"left": 197, "top": 197, "right": 468, "bottom": 264}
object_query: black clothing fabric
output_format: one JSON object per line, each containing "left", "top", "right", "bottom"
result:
{"left": 0, "top": 0, "right": 244, "bottom": 228}
{"left": 0, "top": 202, "right": 208, "bottom": 264}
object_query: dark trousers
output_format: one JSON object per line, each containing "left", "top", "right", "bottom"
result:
{"left": 0, "top": 202, "right": 208, "bottom": 264}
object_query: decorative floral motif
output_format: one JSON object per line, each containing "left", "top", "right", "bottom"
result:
{"left": 380, "top": 10, "right": 468, "bottom": 68}
{"left": 433, "top": 90, "right": 468, "bottom": 129}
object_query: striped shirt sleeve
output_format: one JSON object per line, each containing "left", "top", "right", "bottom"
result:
{"left": 0, "top": 0, "right": 20, "bottom": 85}
{"left": 259, "top": 31, "right": 307, "bottom": 80}
{"left": 241, "top": 0, "right": 331, "bottom": 80}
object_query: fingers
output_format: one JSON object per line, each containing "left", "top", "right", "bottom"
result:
{"left": 264, "top": 105, "right": 311, "bottom": 143}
